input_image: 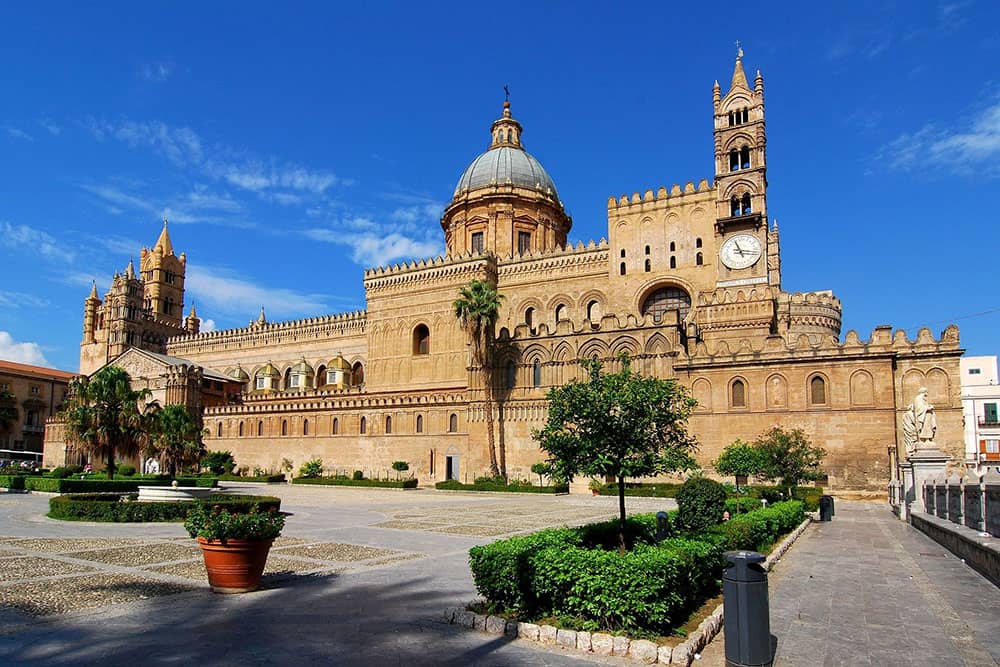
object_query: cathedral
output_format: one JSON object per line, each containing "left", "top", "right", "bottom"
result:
{"left": 47, "top": 52, "right": 965, "bottom": 491}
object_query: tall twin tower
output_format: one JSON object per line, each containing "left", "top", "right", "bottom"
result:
{"left": 79, "top": 221, "right": 200, "bottom": 375}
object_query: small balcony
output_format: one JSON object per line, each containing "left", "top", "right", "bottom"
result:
{"left": 22, "top": 425, "right": 44, "bottom": 434}
{"left": 978, "top": 418, "right": 1000, "bottom": 428}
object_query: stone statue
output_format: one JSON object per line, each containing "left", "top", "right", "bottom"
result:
{"left": 902, "top": 387, "right": 937, "bottom": 455}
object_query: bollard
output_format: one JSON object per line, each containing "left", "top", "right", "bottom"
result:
{"left": 655, "top": 511, "right": 671, "bottom": 541}
{"left": 819, "top": 495, "right": 834, "bottom": 522}
{"left": 723, "top": 550, "right": 771, "bottom": 667}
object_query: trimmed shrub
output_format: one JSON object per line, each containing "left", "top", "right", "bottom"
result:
{"left": 298, "top": 458, "right": 324, "bottom": 479}
{"left": 117, "top": 465, "right": 136, "bottom": 477}
{"left": 434, "top": 480, "right": 569, "bottom": 494}
{"left": 724, "top": 496, "right": 761, "bottom": 514}
{"left": 25, "top": 477, "right": 217, "bottom": 493}
{"left": 746, "top": 485, "right": 822, "bottom": 511}
{"left": 677, "top": 477, "right": 728, "bottom": 531}
{"left": 575, "top": 513, "right": 663, "bottom": 550}
{"left": 352, "top": 470, "right": 364, "bottom": 480}
{"left": 48, "top": 494, "right": 281, "bottom": 522}
{"left": 216, "top": 473, "right": 286, "bottom": 483}
{"left": 595, "top": 482, "right": 682, "bottom": 498}
{"left": 47, "top": 467, "right": 73, "bottom": 479}
{"left": 201, "top": 451, "right": 236, "bottom": 475}
{"left": 0, "top": 475, "right": 25, "bottom": 490}
{"left": 709, "top": 500, "right": 805, "bottom": 551}
{"left": 293, "top": 477, "right": 418, "bottom": 489}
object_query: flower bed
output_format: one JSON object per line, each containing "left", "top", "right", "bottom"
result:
{"left": 293, "top": 477, "right": 417, "bottom": 489}
{"left": 24, "top": 477, "right": 218, "bottom": 493}
{"left": 435, "top": 480, "right": 569, "bottom": 494}
{"left": 48, "top": 493, "right": 281, "bottom": 522}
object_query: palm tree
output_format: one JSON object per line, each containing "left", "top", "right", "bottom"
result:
{"left": 454, "top": 279, "right": 505, "bottom": 477}
{"left": 148, "top": 404, "right": 207, "bottom": 478}
{"left": 62, "top": 366, "right": 153, "bottom": 480}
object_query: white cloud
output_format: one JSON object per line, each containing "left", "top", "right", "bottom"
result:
{"left": 0, "top": 291, "right": 49, "bottom": 309}
{"left": 208, "top": 160, "right": 341, "bottom": 195}
{"left": 141, "top": 62, "right": 173, "bottom": 82}
{"left": 340, "top": 232, "right": 441, "bottom": 267}
{"left": 38, "top": 119, "right": 61, "bottom": 136}
{"left": 184, "top": 265, "right": 330, "bottom": 319}
{"left": 0, "top": 221, "right": 74, "bottom": 263}
{"left": 0, "top": 331, "right": 49, "bottom": 366}
{"left": 199, "top": 318, "right": 217, "bottom": 333}
{"left": 5, "top": 126, "right": 33, "bottom": 142}
{"left": 880, "top": 97, "right": 1000, "bottom": 174}
{"left": 86, "top": 119, "right": 203, "bottom": 166}
{"left": 390, "top": 203, "right": 444, "bottom": 225}
{"left": 81, "top": 183, "right": 156, "bottom": 212}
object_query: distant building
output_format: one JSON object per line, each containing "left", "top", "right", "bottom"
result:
{"left": 960, "top": 355, "right": 1000, "bottom": 470}
{"left": 0, "top": 360, "right": 75, "bottom": 462}
{"left": 47, "top": 50, "right": 966, "bottom": 491}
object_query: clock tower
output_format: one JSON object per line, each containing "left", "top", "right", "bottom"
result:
{"left": 712, "top": 48, "right": 779, "bottom": 289}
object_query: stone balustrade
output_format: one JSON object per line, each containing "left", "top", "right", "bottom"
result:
{"left": 922, "top": 467, "right": 1000, "bottom": 536}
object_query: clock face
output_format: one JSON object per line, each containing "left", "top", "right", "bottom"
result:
{"left": 719, "top": 234, "right": 762, "bottom": 270}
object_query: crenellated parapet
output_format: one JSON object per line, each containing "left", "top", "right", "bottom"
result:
{"left": 607, "top": 179, "right": 715, "bottom": 212}
{"left": 205, "top": 386, "right": 469, "bottom": 417}
{"left": 168, "top": 310, "right": 367, "bottom": 356}
{"left": 363, "top": 252, "right": 494, "bottom": 294}
{"left": 497, "top": 239, "right": 609, "bottom": 281}
{"left": 779, "top": 290, "right": 842, "bottom": 338}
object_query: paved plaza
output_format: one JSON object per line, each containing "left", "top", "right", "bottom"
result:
{"left": 0, "top": 487, "right": 997, "bottom": 666}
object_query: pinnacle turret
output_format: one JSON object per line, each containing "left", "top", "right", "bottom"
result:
{"left": 730, "top": 47, "right": 749, "bottom": 92}
{"left": 489, "top": 89, "right": 523, "bottom": 149}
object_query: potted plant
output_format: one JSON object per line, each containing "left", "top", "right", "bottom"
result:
{"left": 184, "top": 504, "right": 285, "bottom": 593}
{"left": 588, "top": 478, "right": 603, "bottom": 496}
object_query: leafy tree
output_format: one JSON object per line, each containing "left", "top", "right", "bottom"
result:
{"left": 391, "top": 460, "right": 409, "bottom": 479}
{"left": 714, "top": 439, "right": 763, "bottom": 493}
{"left": 535, "top": 356, "right": 698, "bottom": 553}
{"left": 530, "top": 461, "right": 550, "bottom": 487}
{"left": 454, "top": 279, "right": 505, "bottom": 477}
{"left": 299, "top": 458, "right": 324, "bottom": 478}
{"left": 61, "top": 366, "right": 153, "bottom": 480}
{"left": 753, "top": 426, "right": 826, "bottom": 497}
{"left": 0, "top": 390, "right": 17, "bottom": 443}
{"left": 201, "top": 450, "right": 236, "bottom": 475}
{"left": 147, "top": 404, "right": 206, "bottom": 478}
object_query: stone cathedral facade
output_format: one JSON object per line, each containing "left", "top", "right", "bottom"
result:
{"left": 49, "top": 53, "right": 964, "bottom": 491}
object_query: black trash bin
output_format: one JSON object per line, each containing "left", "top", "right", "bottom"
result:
{"left": 723, "top": 550, "right": 771, "bottom": 667}
{"left": 819, "top": 495, "right": 834, "bottom": 521}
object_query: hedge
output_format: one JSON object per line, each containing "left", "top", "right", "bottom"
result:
{"left": 435, "top": 480, "right": 569, "bottom": 494}
{"left": 293, "top": 477, "right": 418, "bottom": 489}
{"left": 469, "top": 520, "right": 723, "bottom": 635}
{"left": 24, "top": 477, "right": 218, "bottom": 493}
{"left": 707, "top": 500, "right": 805, "bottom": 552}
{"left": 216, "top": 474, "right": 286, "bottom": 483}
{"left": 0, "top": 475, "right": 26, "bottom": 490}
{"left": 48, "top": 493, "right": 281, "bottom": 522}
{"left": 595, "top": 482, "right": 823, "bottom": 510}
{"left": 595, "top": 482, "right": 682, "bottom": 498}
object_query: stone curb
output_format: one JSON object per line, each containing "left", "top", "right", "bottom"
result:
{"left": 441, "top": 516, "right": 813, "bottom": 666}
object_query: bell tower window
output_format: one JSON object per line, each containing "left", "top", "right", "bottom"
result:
{"left": 741, "top": 193, "right": 752, "bottom": 214}
{"left": 740, "top": 146, "right": 751, "bottom": 169}
{"left": 729, "top": 149, "right": 739, "bottom": 171}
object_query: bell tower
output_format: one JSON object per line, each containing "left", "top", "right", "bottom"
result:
{"left": 140, "top": 219, "right": 186, "bottom": 328}
{"left": 712, "top": 47, "right": 778, "bottom": 288}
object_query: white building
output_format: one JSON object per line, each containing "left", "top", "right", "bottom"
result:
{"left": 960, "top": 355, "right": 1000, "bottom": 470}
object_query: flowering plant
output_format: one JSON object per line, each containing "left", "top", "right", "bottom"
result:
{"left": 184, "top": 503, "right": 285, "bottom": 542}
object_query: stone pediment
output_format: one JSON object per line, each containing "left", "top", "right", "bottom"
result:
{"left": 106, "top": 348, "right": 173, "bottom": 380}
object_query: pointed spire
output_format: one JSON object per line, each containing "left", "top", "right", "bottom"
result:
{"left": 154, "top": 218, "right": 174, "bottom": 256}
{"left": 125, "top": 258, "right": 136, "bottom": 279}
{"left": 258, "top": 305, "right": 267, "bottom": 323}
{"left": 88, "top": 281, "right": 99, "bottom": 300}
{"left": 188, "top": 303, "right": 198, "bottom": 318}
{"left": 730, "top": 45, "right": 749, "bottom": 91}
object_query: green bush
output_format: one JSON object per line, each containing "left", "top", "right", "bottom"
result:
{"left": 201, "top": 450, "right": 236, "bottom": 475}
{"left": 298, "top": 458, "right": 324, "bottom": 479}
{"left": 216, "top": 473, "right": 286, "bottom": 483}
{"left": 25, "top": 477, "right": 218, "bottom": 493}
{"left": 709, "top": 500, "right": 805, "bottom": 551}
{"left": 117, "top": 465, "right": 136, "bottom": 477}
{"left": 575, "top": 513, "right": 664, "bottom": 550}
{"left": 724, "top": 496, "right": 761, "bottom": 514}
{"left": 746, "top": 485, "right": 822, "bottom": 511}
{"left": 434, "top": 480, "right": 569, "bottom": 494}
{"left": 677, "top": 477, "right": 728, "bottom": 531}
{"left": 292, "top": 477, "right": 417, "bottom": 489}
{"left": 48, "top": 494, "right": 281, "bottom": 522}
{"left": 352, "top": 470, "right": 364, "bottom": 480}
{"left": 0, "top": 475, "right": 25, "bottom": 490}
{"left": 595, "top": 482, "right": 682, "bottom": 498}
{"left": 47, "top": 467, "right": 72, "bottom": 479}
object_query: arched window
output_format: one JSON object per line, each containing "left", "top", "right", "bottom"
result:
{"left": 810, "top": 376, "right": 827, "bottom": 405}
{"left": 642, "top": 286, "right": 692, "bottom": 323}
{"left": 740, "top": 146, "right": 751, "bottom": 169}
{"left": 507, "top": 129, "right": 512, "bottom": 143}
{"left": 416, "top": 414, "right": 423, "bottom": 433}
{"left": 449, "top": 413, "right": 458, "bottom": 432}
{"left": 217, "top": 422, "right": 222, "bottom": 437}
{"left": 741, "top": 193, "right": 752, "bottom": 215}
{"left": 385, "top": 416, "right": 392, "bottom": 434}
{"left": 257, "top": 421, "right": 263, "bottom": 436}
{"left": 669, "top": 241, "right": 676, "bottom": 252}
{"left": 238, "top": 422, "right": 244, "bottom": 437}
{"left": 532, "top": 359, "right": 542, "bottom": 388}
{"left": 645, "top": 245, "right": 650, "bottom": 255}
{"left": 281, "top": 420, "right": 288, "bottom": 436}
{"left": 696, "top": 252, "right": 703, "bottom": 266}
{"left": 555, "top": 304, "right": 567, "bottom": 322}
{"left": 669, "top": 256, "right": 676, "bottom": 269}
{"left": 506, "top": 361, "right": 516, "bottom": 389}
{"left": 586, "top": 300, "right": 601, "bottom": 322}
{"left": 352, "top": 362, "right": 364, "bottom": 386}
{"left": 731, "top": 197, "right": 740, "bottom": 217}
{"left": 332, "top": 417, "right": 339, "bottom": 435}
{"left": 731, "top": 379, "right": 747, "bottom": 408}
{"left": 620, "top": 249, "right": 625, "bottom": 258}
{"left": 413, "top": 324, "right": 430, "bottom": 355}
{"left": 360, "top": 416, "right": 367, "bottom": 434}
{"left": 303, "top": 419, "right": 309, "bottom": 435}
{"left": 729, "top": 149, "right": 739, "bottom": 171}
{"left": 645, "top": 259, "right": 651, "bottom": 272}
{"left": 525, "top": 307, "right": 534, "bottom": 329}
{"left": 696, "top": 237, "right": 702, "bottom": 248}
{"left": 620, "top": 262, "right": 626, "bottom": 276}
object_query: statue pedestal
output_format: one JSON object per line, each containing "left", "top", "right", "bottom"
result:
{"left": 901, "top": 446, "right": 950, "bottom": 520}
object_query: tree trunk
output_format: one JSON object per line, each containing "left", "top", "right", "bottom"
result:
{"left": 483, "top": 391, "right": 499, "bottom": 477}
{"left": 618, "top": 474, "right": 627, "bottom": 555}
{"left": 106, "top": 448, "right": 115, "bottom": 481}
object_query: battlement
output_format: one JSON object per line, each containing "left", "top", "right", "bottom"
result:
{"left": 363, "top": 252, "right": 493, "bottom": 293}
{"left": 204, "top": 386, "right": 468, "bottom": 417}
{"left": 167, "top": 310, "right": 367, "bottom": 355}
{"left": 498, "top": 239, "right": 609, "bottom": 280}
{"left": 607, "top": 179, "right": 715, "bottom": 211}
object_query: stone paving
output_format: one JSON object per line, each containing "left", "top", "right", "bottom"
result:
{"left": 1, "top": 488, "right": 997, "bottom": 665}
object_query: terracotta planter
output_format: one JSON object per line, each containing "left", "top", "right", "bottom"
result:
{"left": 196, "top": 537, "right": 274, "bottom": 593}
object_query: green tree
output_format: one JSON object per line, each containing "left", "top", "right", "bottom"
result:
{"left": 61, "top": 366, "right": 153, "bottom": 480}
{"left": 454, "top": 279, "right": 505, "bottom": 477}
{"left": 530, "top": 461, "right": 550, "bottom": 487}
{"left": 535, "top": 356, "right": 698, "bottom": 552}
{"left": 753, "top": 426, "right": 826, "bottom": 497}
{"left": 714, "top": 439, "right": 763, "bottom": 493}
{"left": 201, "top": 450, "right": 236, "bottom": 475}
{"left": 147, "top": 404, "right": 206, "bottom": 478}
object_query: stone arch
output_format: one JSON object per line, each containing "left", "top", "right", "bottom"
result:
{"left": 925, "top": 367, "right": 951, "bottom": 405}
{"left": 850, "top": 369, "right": 875, "bottom": 406}
{"left": 578, "top": 338, "right": 610, "bottom": 361}
{"left": 645, "top": 332, "right": 671, "bottom": 355}
{"left": 692, "top": 378, "right": 712, "bottom": 412}
{"left": 723, "top": 131, "right": 755, "bottom": 153}
{"left": 552, "top": 341, "right": 573, "bottom": 363}
{"left": 766, "top": 373, "right": 788, "bottom": 409}
{"left": 807, "top": 372, "right": 830, "bottom": 406}
{"left": 722, "top": 179, "right": 758, "bottom": 200}
{"left": 729, "top": 376, "right": 749, "bottom": 409}
{"left": 521, "top": 343, "right": 549, "bottom": 364}
{"left": 902, "top": 369, "right": 925, "bottom": 406}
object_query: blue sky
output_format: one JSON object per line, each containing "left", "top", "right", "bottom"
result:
{"left": 1, "top": 1, "right": 998, "bottom": 372}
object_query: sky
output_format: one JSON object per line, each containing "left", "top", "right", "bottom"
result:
{"left": 1, "top": 1, "right": 998, "bottom": 373}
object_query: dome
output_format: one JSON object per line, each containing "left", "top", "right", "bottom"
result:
{"left": 230, "top": 366, "right": 250, "bottom": 382}
{"left": 327, "top": 354, "right": 351, "bottom": 371}
{"left": 453, "top": 146, "right": 559, "bottom": 200}
{"left": 291, "top": 358, "right": 314, "bottom": 375}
